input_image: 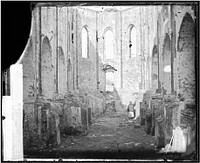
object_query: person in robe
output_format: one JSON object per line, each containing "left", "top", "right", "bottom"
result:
{"left": 127, "top": 101, "right": 136, "bottom": 122}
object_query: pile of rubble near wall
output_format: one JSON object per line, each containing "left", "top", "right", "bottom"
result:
{"left": 163, "top": 95, "right": 179, "bottom": 145}
{"left": 140, "top": 92, "right": 196, "bottom": 155}
{"left": 24, "top": 91, "right": 105, "bottom": 150}
{"left": 30, "top": 95, "right": 64, "bottom": 149}
{"left": 140, "top": 91, "right": 152, "bottom": 134}
{"left": 180, "top": 99, "right": 196, "bottom": 156}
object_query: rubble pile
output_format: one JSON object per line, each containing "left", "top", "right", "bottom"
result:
{"left": 133, "top": 116, "right": 141, "bottom": 128}
{"left": 140, "top": 91, "right": 152, "bottom": 126}
{"left": 150, "top": 94, "right": 165, "bottom": 147}
{"left": 180, "top": 99, "right": 196, "bottom": 125}
{"left": 64, "top": 92, "right": 88, "bottom": 108}
{"left": 163, "top": 95, "right": 179, "bottom": 144}
{"left": 104, "top": 103, "right": 120, "bottom": 118}
{"left": 103, "top": 91, "right": 119, "bottom": 117}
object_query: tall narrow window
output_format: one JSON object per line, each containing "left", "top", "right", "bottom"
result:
{"left": 82, "top": 27, "right": 88, "bottom": 58}
{"left": 105, "top": 29, "right": 114, "bottom": 59}
{"left": 129, "top": 26, "right": 137, "bottom": 58}
{"left": 67, "top": 22, "right": 70, "bottom": 52}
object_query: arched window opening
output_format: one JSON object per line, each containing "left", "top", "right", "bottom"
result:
{"left": 177, "top": 12, "right": 195, "bottom": 99}
{"left": 105, "top": 29, "right": 114, "bottom": 59}
{"left": 162, "top": 33, "right": 171, "bottom": 94}
{"left": 82, "top": 27, "right": 88, "bottom": 58}
{"left": 151, "top": 45, "right": 159, "bottom": 93}
{"left": 41, "top": 36, "right": 54, "bottom": 98}
{"left": 129, "top": 26, "right": 137, "bottom": 58}
{"left": 67, "top": 22, "right": 70, "bottom": 52}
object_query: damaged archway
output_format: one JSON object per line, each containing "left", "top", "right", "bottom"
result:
{"left": 162, "top": 33, "right": 171, "bottom": 94}
{"left": 41, "top": 36, "right": 54, "bottom": 98}
{"left": 102, "top": 64, "right": 117, "bottom": 92}
{"left": 151, "top": 45, "right": 159, "bottom": 93}
{"left": 177, "top": 12, "right": 195, "bottom": 99}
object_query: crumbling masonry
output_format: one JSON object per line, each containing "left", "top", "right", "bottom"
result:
{"left": 4, "top": 4, "right": 196, "bottom": 155}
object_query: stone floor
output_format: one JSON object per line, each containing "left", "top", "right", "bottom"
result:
{"left": 24, "top": 112, "right": 189, "bottom": 160}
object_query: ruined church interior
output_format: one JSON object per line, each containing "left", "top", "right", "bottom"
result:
{"left": 2, "top": 2, "right": 198, "bottom": 161}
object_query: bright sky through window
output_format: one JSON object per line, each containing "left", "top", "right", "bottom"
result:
{"left": 164, "top": 65, "right": 171, "bottom": 73}
{"left": 82, "top": 27, "right": 88, "bottom": 58}
{"left": 105, "top": 30, "right": 114, "bottom": 59}
{"left": 131, "top": 26, "right": 136, "bottom": 56}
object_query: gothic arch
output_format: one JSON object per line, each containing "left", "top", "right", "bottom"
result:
{"left": 82, "top": 25, "right": 89, "bottom": 58}
{"left": 151, "top": 45, "right": 159, "bottom": 92}
{"left": 162, "top": 33, "right": 171, "bottom": 94}
{"left": 161, "top": 19, "right": 170, "bottom": 48}
{"left": 103, "top": 27, "right": 115, "bottom": 60}
{"left": 67, "top": 22, "right": 70, "bottom": 53}
{"left": 103, "top": 26, "right": 113, "bottom": 36}
{"left": 177, "top": 11, "right": 195, "bottom": 38}
{"left": 177, "top": 12, "right": 195, "bottom": 99}
{"left": 41, "top": 36, "right": 54, "bottom": 98}
{"left": 58, "top": 46, "right": 67, "bottom": 95}
{"left": 128, "top": 24, "right": 137, "bottom": 58}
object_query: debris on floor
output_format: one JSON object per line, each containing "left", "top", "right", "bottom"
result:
{"left": 25, "top": 112, "right": 164, "bottom": 159}
{"left": 134, "top": 143, "right": 141, "bottom": 147}
{"left": 124, "top": 142, "right": 135, "bottom": 145}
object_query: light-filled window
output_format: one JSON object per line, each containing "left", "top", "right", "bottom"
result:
{"left": 129, "top": 26, "right": 137, "bottom": 57}
{"left": 82, "top": 27, "right": 88, "bottom": 58}
{"left": 105, "top": 29, "right": 114, "bottom": 59}
{"left": 67, "top": 22, "right": 70, "bottom": 52}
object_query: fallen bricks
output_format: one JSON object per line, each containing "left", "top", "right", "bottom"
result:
{"left": 140, "top": 91, "right": 196, "bottom": 157}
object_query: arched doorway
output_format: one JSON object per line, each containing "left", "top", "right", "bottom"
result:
{"left": 162, "top": 33, "right": 171, "bottom": 94}
{"left": 41, "top": 36, "right": 54, "bottom": 98}
{"left": 151, "top": 45, "right": 159, "bottom": 93}
{"left": 58, "top": 46, "right": 67, "bottom": 95}
{"left": 102, "top": 64, "right": 117, "bottom": 92}
{"left": 177, "top": 13, "right": 195, "bottom": 99}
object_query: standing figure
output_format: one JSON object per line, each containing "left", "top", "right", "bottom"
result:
{"left": 127, "top": 101, "right": 136, "bottom": 122}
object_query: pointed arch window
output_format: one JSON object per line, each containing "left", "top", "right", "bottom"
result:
{"left": 82, "top": 27, "right": 89, "bottom": 58}
{"left": 105, "top": 29, "right": 114, "bottom": 59}
{"left": 129, "top": 25, "right": 137, "bottom": 58}
{"left": 67, "top": 22, "right": 70, "bottom": 52}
